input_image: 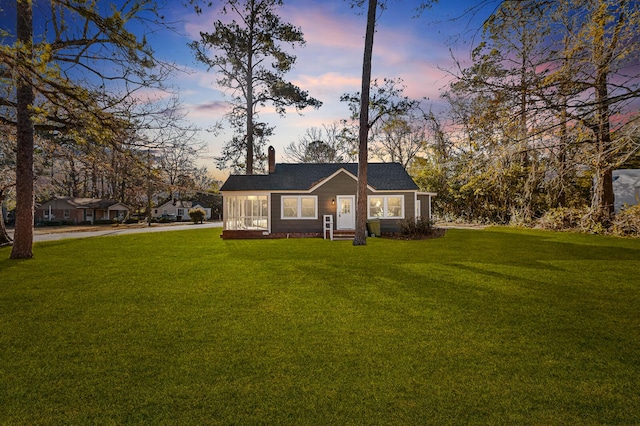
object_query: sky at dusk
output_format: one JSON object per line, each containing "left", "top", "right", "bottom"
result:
{"left": 142, "top": 0, "right": 501, "bottom": 177}
{"left": 2, "top": 0, "right": 501, "bottom": 178}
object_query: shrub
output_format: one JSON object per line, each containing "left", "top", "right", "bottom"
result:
{"left": 40, "top": 220, "right": 62, "bottom": 227}
{"left": 399, "top": 216, "right": 435, "bottom": 239}
{"left": 188, "top": 207, "right": 206, "bottom": 224}
{"left": 612, "top": 205, "right": 640, "bottom": 237}
{"left": 536, "top": 207, "right": 586, "bottom": 231}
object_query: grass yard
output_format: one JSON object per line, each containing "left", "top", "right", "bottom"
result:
{"left": 1, "top": 227, "right": 639, "bottom": 425}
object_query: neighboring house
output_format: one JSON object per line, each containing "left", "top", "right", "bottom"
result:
{"left": 613, "top": 169, "right": 640, "bottom": 212}
{"left": 192, "top": 193, "right": 223, "bottom": 221}
{"left": 153, "top": 200, "right": 212, "bottom": 221}
{"left": 220, "top": 147, "right": 436, "bottom": 239}
{"left": 37, "top": 197, "right": 130, "bottom": 224}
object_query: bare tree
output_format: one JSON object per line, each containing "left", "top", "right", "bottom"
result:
{"left": 349, "top": 0, "right": 439, "bottom": 244}
{"left": 371, "top": 116, "right": 428, "bottom": 169}
{"left": 284, "top": 123, "right": 355, "bottom": 163}
{"left": 2, "top": 0, "right": 174, "bottom": 259}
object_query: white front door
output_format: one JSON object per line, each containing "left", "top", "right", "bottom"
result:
{"left": 336, "top": 195, "right": 355, "bottom": 230}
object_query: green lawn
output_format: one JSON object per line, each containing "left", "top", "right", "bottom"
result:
{"left": 1, "top": 227, "right": 639, "bottom": 425}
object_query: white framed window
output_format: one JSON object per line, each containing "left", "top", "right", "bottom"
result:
{"left": 63, "top": 209, "right": 70, "bottom": 219}
{"left": 281, "top": 196, "right": 317, "bottom": 219}
{"left": 177, "top": 208, "right": 184, "bottom": 216}
{"left": 367, "top": 195, "right": 404, "bottom": 219}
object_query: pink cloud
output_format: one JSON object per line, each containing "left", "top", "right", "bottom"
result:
{"left": 188, "top": 101, "right": 231, "bottom": 119}
{"left": 282, "top": 4, "right": 364, "bottom": 52}
{"left": 131, "top": 87, "right": 174, "bottom": 104}
{"left": 293, "top": 72, "right": 361, "bottom": 96}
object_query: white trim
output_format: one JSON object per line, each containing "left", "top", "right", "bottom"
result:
{"left": 416, "top": 192, "right": 435, "bottom": 219}
{"left": 221, "top": 190, "right": 271, "bottom": 197}
{"left": 281, "top": 195, "right": 318, "bottom": 220}
{"left": 308, "top": 168, "right": 376, "bottom": 193}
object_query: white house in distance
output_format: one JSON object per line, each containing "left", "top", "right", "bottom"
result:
{"left": 153, "top": 200, "right": 212, "bottom": 221}
{"left": 613, "top": 169, "right": 640, "bottom": 212}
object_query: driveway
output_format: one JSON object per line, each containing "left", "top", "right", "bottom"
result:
{"left": 7, "top": 222, "right": 222, "bottom": 242}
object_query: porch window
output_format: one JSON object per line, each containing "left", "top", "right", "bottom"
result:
{"left": 281, "top": 196, "right": 317, "bottom": 219}
{"left": 225, "top": 195, "right": 268, "bottom": 230}
{"left": 367, "top": 195, "right": 404, "bottom": 219}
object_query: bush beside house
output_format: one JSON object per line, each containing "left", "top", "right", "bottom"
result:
{"left": 189, "top": 207, "right": 206, "bottom": 224}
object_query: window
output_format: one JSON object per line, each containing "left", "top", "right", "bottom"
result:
{"left": 367, "top": 195, "right": 404, "bottom": 219}
{"left": 63, "top": 209, "right": 70, "bottom": 219}
{"left": 301, "top": 197, "right": 316, "bottom": 218}
{"left": 387, "top": 196, "right": 403, "bottom": 217}
{"left": 369, "top": 197, "right": 384, "bottom": 217}
{"left": 177, "top": 208, "right": 184, "bottom": 216}
{"left": 225, "top": 195, "right": 269, "bottom": 230}
{"left": 282, "top": 197, "right": 298, "bottom": 218}
{"left": 281, "top": 196, "right": 317, "bottom": 219}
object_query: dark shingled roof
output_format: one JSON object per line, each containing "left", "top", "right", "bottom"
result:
{"left": 220, "top": 163, "right": 418, "bottom": 192}
{"left": 49, "top": 196, "right": 127, "bottom": 209}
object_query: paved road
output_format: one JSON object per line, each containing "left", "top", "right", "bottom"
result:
{"left": 7, "top": 222, "right": 223, "bottom": 242}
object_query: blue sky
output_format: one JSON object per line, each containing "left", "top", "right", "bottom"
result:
{"left": 1, "top": 0, "right": 498, "bottom": 177}
{"left": 151, "top": 0, "right": 499, "bottom": 177}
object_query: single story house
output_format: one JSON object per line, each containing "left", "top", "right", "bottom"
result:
{"left": 220, "top": 147, "right": 435, "bottom": 239}
{"left": 613, "top": 169, "right": 640, "bottom": 212}
{"left": 37, "top": 196, "right": 130, "bottom": 224}
{"left": 153, "top": 200, "right": 212, "bottom": 221}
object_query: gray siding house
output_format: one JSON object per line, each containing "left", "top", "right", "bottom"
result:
{"left": 36, "top": 197, "right": 130, "bottom": 224}
{"left": 220, "top": 148, "right": 435, "bottom": 239}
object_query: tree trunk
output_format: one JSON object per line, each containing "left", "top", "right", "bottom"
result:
{"left": 590, "top": 2, "right": 617, "bottom": 225}
{"left": 353, "top": 0, "right": 377, "bottom": 246}
{"left": 10, "top": 0, "right": 35, "bottom": 259}
{"left": 245, "top": 0, "right": 256, "bottom": 175}
{"left": 593, "top": 73, "right": 614, "bottom": 222}
{"left": 146, "top": 150, "right": 153, "bottom": 226}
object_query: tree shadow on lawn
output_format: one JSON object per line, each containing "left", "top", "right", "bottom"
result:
{"left": 221, "top": 227, "right": 640, "bottom": 267}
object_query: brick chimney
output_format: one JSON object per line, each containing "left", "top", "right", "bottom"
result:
{"left": 268, "top": 145, "right": 276, "bottom": 174}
